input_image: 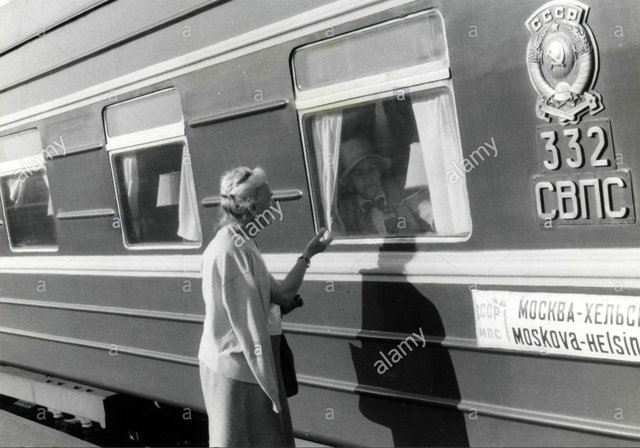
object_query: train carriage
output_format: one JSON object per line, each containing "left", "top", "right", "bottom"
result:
{"left": 0, "top": 0, "right": 638, "bottom": 446}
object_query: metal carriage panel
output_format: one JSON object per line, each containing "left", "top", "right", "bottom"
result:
{"left": 0, "top": 333, "right": 203, "bottom": 411}
{"left": 0, "top": 273, "right": 204, "bottom": 315}
{"left": 0, "top": 303, "right": 202, "bottom": 357}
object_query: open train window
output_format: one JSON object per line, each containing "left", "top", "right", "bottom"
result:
{"left": 104, "top": 88, "right": 202, "bottom": 249}
{"left": 292, "top": 10, "right": 471, "bottom": 243}
{"left": 0, "top": 129, "right": 58, "bottom": 251}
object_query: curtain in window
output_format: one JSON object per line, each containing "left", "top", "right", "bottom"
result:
{"left": 41, "top": 173, "right": 54, "bottom": 216}
{"left": 7, "top": 173, "right": 53, "bottom": 216}
{"left": 8, "top": 176, "right": 26, "bottom": 206}
{"left": 311, "top": 112, "right": 342, "bottom": 230}
{"left": 177, "top": 148, "right": 202, "bottom": 242}
{"left": 122, "top": 154, "right": 141, "bottom": 239}
{"left": 411, "top": 91, "right": 471, "bottom": 235}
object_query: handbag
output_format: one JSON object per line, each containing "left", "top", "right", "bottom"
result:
{"left": 279, "top": 333, "right": 298, "bottom": 397}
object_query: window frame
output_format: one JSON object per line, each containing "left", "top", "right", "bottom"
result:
{"left": 292, "top": 9, "right": 450, "bottom": 110}
{"left": 292, "top": 9, "right": 472, "bottom": 245}
{"left": 103, "top": 88, "right": 202, "bottom": 251}
{"left": 292, "top": 9, "right": 448, "bottom": 92}
{"left": 0, "top": 157, "right": 59, "bottom": 253}
{"left": 107, "top": 135, "right": 202, "bottom": 251}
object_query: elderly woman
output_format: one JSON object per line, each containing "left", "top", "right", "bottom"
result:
{"left": 198, "top": 166, "right": 332, "bottom": 447}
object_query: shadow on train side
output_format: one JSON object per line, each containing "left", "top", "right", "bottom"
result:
{"left": 349, "top": 243, "right": 469, "bottom": 447}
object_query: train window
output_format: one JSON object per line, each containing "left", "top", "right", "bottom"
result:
{"left": 293, "top": 10, "right": 471, "bottom": 242}
{"left": 0, "top": 128, "right": 43, "bottom": 161}
{"left": 104, "top": 89, "right": 183, "bottom": 140}
{"left": 293, "top": 11, "right": 447, "bottom": 91}
{"left": 104, "top": 89, "right": 202, "bottom": 249}
{"left": 302, "top": 87, "right": 472, "bottom": 238}
{"left": 0, "top": 129, "right": 58, "bottom": 251}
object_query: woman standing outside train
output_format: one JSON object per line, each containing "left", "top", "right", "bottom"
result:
{"left": 198, "top": 166, "right": 333, "bottom": 447}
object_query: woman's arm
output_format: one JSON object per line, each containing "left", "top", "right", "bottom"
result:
{"left": 269, "top": 259, "right": 308, "bottom": 306}
{"left": 269, "top": 228, "right": 334, "bottom": 306}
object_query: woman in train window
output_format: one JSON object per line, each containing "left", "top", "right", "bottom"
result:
{"left": 198, "top": 166, "right": 333, "bottom": 447}
{"left": 336, "top": 137, "right": 435, "bottom": 236}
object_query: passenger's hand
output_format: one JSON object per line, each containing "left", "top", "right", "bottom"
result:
{"left": 302, "top": 227, "right": 334, "bottom": 258}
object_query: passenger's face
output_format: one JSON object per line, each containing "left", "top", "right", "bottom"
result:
{"left": 349, "top": 158, "right": 382, "bottom": 200}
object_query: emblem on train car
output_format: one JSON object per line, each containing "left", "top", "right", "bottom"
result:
{"left": 526, "top": 1, "right": 603, "bottom": 125}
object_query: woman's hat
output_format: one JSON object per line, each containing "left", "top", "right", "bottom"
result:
{"left": 338, "top": 137, "right": 391, "bottom": 185}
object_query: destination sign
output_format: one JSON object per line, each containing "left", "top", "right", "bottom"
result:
{"left": 473, "top": 290, "right": 640, "bottom": 363}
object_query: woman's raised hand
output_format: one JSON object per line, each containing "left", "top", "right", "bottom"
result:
{"left": 302, "top": 227, "right": 334, "bottom": 258}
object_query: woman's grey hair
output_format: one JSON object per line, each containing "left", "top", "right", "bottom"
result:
{"left": 218, "top": 166, "right": 269, "bottom": 227}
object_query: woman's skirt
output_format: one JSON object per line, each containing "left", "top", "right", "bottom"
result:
{"left": 199, "top": 334, "right": 295, "bottom": 447}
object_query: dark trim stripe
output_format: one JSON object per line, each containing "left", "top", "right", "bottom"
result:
{"left": 0, "top": 327, "right": 198, "bottom": 366}
{"left": 0, "top": 0, "right": 114, "bottom": 56}
{"left": 0, "top": 0, "right": 230, "bottom": 93}
{"left": 56, "top": 208, "right": 115, "bottom": 220}
{"left": 284, "top": 322, "right": 639, "bottom": 368}
{"left": 0, "top": 297, "right": 203, "bottom": 323}
{"left": 274, "top": 189, "right": 304, "bottom": 201}
{"left": 189, "top": 99, "right": 289, "bottom": 128}
{"left": 200, "top": 196, "right": 220, "bottom": 207}
{"left": 50, "top": 142, "right": 103, "bottom": 159}
{"left": 298, "top": 375, "right": 640, "bottom": 441}
{"left": 292, "top": 430, "right": 358, "bottom": 448}
{"left": 284, "top": 321, "right": 460, "bottom": 346}
{"left": 202, "top": 188, "right": 303, "bottom": 207}
{"left": 300, "top": 373, "right": 459, "bottom": 408}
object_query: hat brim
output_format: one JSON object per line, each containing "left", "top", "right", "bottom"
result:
{"left": 339, "top": 154, "right": 391, "bottom": 185}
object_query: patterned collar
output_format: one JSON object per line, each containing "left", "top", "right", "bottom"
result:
{"left": 358, "top": 191, "right": 387, "bottom": 214}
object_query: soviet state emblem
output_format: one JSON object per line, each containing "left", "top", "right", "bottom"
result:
{"left": 526, "top": 1, "right": 603, "bottom": 125}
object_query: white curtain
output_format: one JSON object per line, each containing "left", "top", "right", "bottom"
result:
{"left": 122, "top": 155, "right": 139, "bottom": 219}
{"left": 8, "top": 176, "right": 26, "bottom": 206}
{"left": 8, "top": 172, "right": 53, "bottom": 216}
{"left": 41, "top": 173, "right": 54, "bottom": 216}
{"left": 177, "top": 148, "right": 202, "bottom": 242}
{"left": 311, "top": 112, "right": 342, "bottom": 231}
{"left": 411, "top": 91, "right": 471, "bottom": 235}
{"left": 121, "top": 154, "right": 141, "bottom": 239}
